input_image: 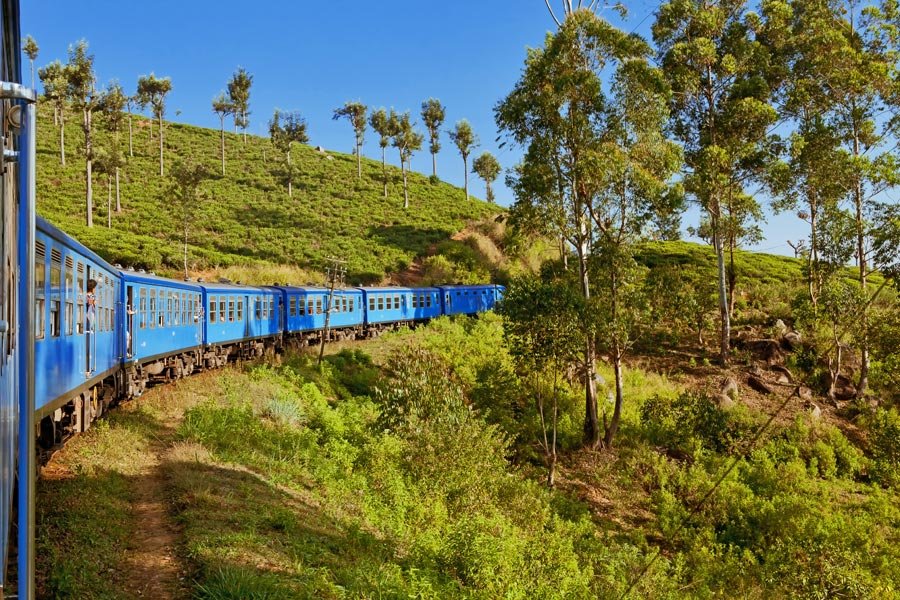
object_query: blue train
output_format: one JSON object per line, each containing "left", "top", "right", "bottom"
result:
{"left": 33, "top": 215, "right": 505, "bottom": 447}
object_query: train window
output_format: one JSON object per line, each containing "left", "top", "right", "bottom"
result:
{"left": 64, "top": 256, "right": 74, "bottom": 296}
{"left": 369, "top": 297, "right": 375, "bottom": 311}
{"left": 219, "top": 298, "right": 227, "bottom": 322}
{"left": 289, "top": 296, "right": 296, "bottom": 316}
{"left": 426, "top": 294, "right": 432, "bottom": 308}
{"left": 228, "top": 298, "right": 235, "bottom": 322}
{"left": 50, "top": 300, "right": 60, "bottom": 337}
{"left": 316, "top": 298, "right": 322, "bottom": 315}
{"left": 163, "top": 295, "right": 170, "bottom": 327}
{"left": 139, "top": 289, "right": 147, "bottom": 329}
{"left": 269, "top": 298, "right": 274, "bottom": 318}
{"left": 394, "top": 294, "right": 400, "bottom": 309}
{"left": 50, "top": 249, "right": 61, "bottom": 291}
{"left": 151, "top": 289, "right": 159, "bottom": 329}
{"left": 76, "top": 263, "right": 85, "bottom": 334}
{"left": 174, "top": 294, "right": 180, "bottom": 326}
{"left": 343, "top": 297, "right": 348, "bottom": 313}
{"left": 237, "top": 299, "right": 243, "bottom": 320}
{"left": 183, "top": 293, "right": 189, "bottom": 325}
{"left": 412, "top": 294, "right": 418, "bottom": 308}
{"left": 35, "top": 242, "right": 46, "bottom": 340}
{"left": 66, "top": 301, "right": 74, "bottom": 336}
{"left": 210, "top": 296, "right": 218, "bottom": 323}
{"left": 306, "top": 299, "right": 313, "bottom": 315}
{"left": 350, "top": 298, "right": 354, "bottom": 312}
{"left": 298, "top": 297, "right": 305, "bottom": 315}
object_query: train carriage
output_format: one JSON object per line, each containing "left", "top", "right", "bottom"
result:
{"left": 121, "top": 271, "right": 203, "bottom": 394}
{"left": 276, "top": 286, "right": 364, "bottom": 341}
{"left": 199, "top": 283, "right": 281, "bottom": 364}
{"left": 34, "top": 216, "right": 122, "bottom": 440}
{"left": 361, "top": 286, "right": 441, "bottom": 329}
{"left": 438, "top": 284, "right": 504, "bottom": 316}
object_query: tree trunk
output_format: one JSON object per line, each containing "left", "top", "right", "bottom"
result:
{"left": 808, "top": 190, "right": 819, "bottom": 309}
{"left": 356, "top": 140, "right": 361, "bottom": 179}
{"left": 115, "top": 167, "right": 121, "bottom": 212}
{"left": 158, "top": 114, "right": 164, "bottom": 176}
{"left": 85, "top": 108, "right": 93, "bottom": 227}
{"left": 107, "top": 175, "right": 112, "bottom": 228}
{"left": 486, "top": 181, "right": 493, "bottom": 203}
{"left": 853, "top": 131, "right": 869, "bottom": 395}
{"left": 128, "top": 113, "right": 133, "bottom": 157}
{"left": 576, "top": 223, "right": 599, "bottom": 447}
{"left": 59, "top": 109, "right": 66, "bottom": 166}
{"left": 727, "top": 238, "right": 736, "bottom": 319}
{"left": 183, "top": 219, "right": 189, "bottom": 280}
{"left": 712, "top": 212, "right": 730, "bottom": 365}
{"left": 463, "top": 155, "right": 469, "bottom": 201}
{"left": 604, "top": 352, "right": 624, "bottom": 447}
{"left": 432, "top": 152, "right": 437, "bottom": 179}
{"left": 220, "top": 116, "right": 226, "bottom": 176}
{"left": 30, "top": 61, "right": 34, "bottom": 90}
{"left": 382, "top": 146, "right": 388, "bottom": 198}
{"left": 402, "top": 160, "right": 409, "bottom": 209}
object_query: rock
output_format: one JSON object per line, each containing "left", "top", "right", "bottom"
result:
{"left": 326, "top": 155, "right": 334, "bottom": 161}
{"left": 833, "top": 384, "right": 857, "bottom": 401}
{"left": 770, "top": 365, "right": 794, "bottom": 384}
{"left": 805, "top": 401, "right": 822, "bottom": 420}
{"left": 720, "top": 376, "right": 740, "bottom": 400}
{"left": 782, "top": 331, "right": 802, "bottom": 350}
{"left": 745, "top": 339, "right": 783, "bottom": 364}
{"left": 747, "top": 374, "right": 774, "bottom": 395}
{"left": 774, "top": 319, "right": 788, "bottom": 335}
{"left": 716, "top": 393, "right": 737, "bottom": 410}
{"left": 797, "top": 386, "right": 813, "bottom": 402}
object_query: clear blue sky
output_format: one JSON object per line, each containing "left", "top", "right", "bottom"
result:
{"left": 23, "top": 0, "right": 798, "bottom": 256}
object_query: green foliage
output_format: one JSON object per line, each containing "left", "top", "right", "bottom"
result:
{"left": 868, "top": 408, "right": 900, "bottom": 488}
{"left": 35, "top": 102, "right": 496, "bottom": 280}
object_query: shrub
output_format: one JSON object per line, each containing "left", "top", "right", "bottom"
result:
{"left": 869, "top": 408, "right": 900, "bottom": 488}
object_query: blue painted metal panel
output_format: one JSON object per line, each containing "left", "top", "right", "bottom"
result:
{"left": 33, "top": 222, "right": 121, "bottom": 416}
{"left": 200, "top": 284, "right": 281, "bottom": 345}
{"left": 438, "top": 285, "right": 498, "bottom": 316}
{"left": 122, "top": 272, "right": 203, "bottom": 362}
{"left": 360, "top": 287, "right": 440, "bottom": 325}
{"left": 277, "top": 286, "right": 364, "bottom": 333}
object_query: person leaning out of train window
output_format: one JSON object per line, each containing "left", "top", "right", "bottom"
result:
{"left": 86, "top": 278, "right": 97, "bottom": 333}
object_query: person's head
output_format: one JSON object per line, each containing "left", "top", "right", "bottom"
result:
{"left": 87, "top": 279, "right": 97, "bottom": 292}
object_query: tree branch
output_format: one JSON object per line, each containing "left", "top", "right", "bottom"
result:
{"left": 545, "top": 0, "right": 562, "bottom": 27}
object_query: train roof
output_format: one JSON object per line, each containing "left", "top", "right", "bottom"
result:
{"left": 268, "top": 285, "right": 362, "bottom": 294}
{"left": 357, "top": 286, "right": 440, "bottom": 292}
{"left": 196, "top": 281, "right": 274, "bottom": 293}
{"left": 37, "top": 215, "right": 118, "bottom": 274}
{"left": 435, "top": 284, "right": 501, "bottom": 290}
{"left": 119, "top": 270, "right": 203, "bottom": 291}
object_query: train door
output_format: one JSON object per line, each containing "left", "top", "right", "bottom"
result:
{"left": 85, "top": 266, "right": 95, "bottom": 375}
{"left": 126, "top": 285, "right": 134, "bottom": 358}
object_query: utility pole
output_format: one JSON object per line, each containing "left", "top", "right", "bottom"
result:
{"left": 317, "top": 257, "right": 347, "bottom": 366}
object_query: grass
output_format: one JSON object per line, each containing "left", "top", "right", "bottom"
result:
{"left": 36, "top": 102, "right": 499, "bottom": 283}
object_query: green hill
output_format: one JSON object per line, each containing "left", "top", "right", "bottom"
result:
{"left": 35, "top": 103, "right": 498, "bottom": 283}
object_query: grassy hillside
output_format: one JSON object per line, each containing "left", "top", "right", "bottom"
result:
{"left": 36, "top": 103, "right": 497, "bottom": 283}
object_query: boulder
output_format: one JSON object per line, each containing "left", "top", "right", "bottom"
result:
{"left": 797, "top": 386, "right": 814, "bottom": 402}
{"left": 774, "top": 319, "right": 788, "bottom": 336}
{"left": 805, "top": 401, "right": 822, "bottom": 420}
{"left": 721, "top": 376, "right": 740, "bottom": 400}
{"left": 716, "top": 393, "right": 737, "bottom": 411}
{"left": 770, "top": 365, "right": 794, "bottom": 384}
{"left": 782, "top": 331, "right": 802, "bottom": 350}
{"left": 747, "top": 374, "right": 774, "bottom": 395}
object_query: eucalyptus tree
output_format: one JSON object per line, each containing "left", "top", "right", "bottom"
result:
{"left": 499, "top": 274, "right": 583, "bottom": 487}
{"left": 653, "top": 0, "right": 778, "bottom": 365}
{"left": 125, "top": 92, "right": 136, "bottom": 157}
{"left": 370, "top": 108, "right": 400, "bottom": 197}
{"left": 472, "top": 151, "right": 501, "bottom": 203}
{"left": 269, "top": 109, "right": 309, "bottom": 198}
{"left": 38, "top": 60, "right": 68, "bottom": 163}
{"left": 421, "top": 98, "right": 445, "bottom": 178}
{"left": 22, "top": 35, "right": 37, "bottom": 88}
{"left": 333, "top": 101, "right": 367, "bottom": 178}
{"left": 169, "top": 157, "right": 211, "bottom": 278}
{"left": 228, "top": 67, "right": 252, "bottom": 143}
{"left": 99, "top": 81, "right": 127, "bottom": 212}
{"left": 92, "top": 144, "right": 123, "bottom": 227}
{"left": 212, "top": 92, "right": 234, "bottom": 175}
{"left": 67, "top": 41, "right": 100, "bottom": 227}
{"left": 136, "top": 73, "right": 172, "bottom": 176}
{"left": 448, "top": 120, "right": 478, "bottom": 201}
{"left": 391, "top": 112, "right": 424, "bottom": 209}
{"left": 497, "top": 8, "right": 664, "bottom": 448}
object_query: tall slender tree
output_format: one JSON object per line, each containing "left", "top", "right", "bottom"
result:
{"left": 421, "top": 98, "right": 446, "bottom": 179}
{"left": 228, "top": 67, "right": 252, "bottom": 143}
{"left": 333, "top": 101, "right": 367, "bottom": 178}
{"left": 67, "top": 40, "right": 100, "bottom": 227}
{"left": 99, "top": 81, "right": 127, "bottom": 213}
{"left": 449, "top": 120, "right": 478, "bottom": 201}
{"left": 392, "top": 113, "right": 424, "bottom": 209}
{"left": 653, "top": 0, "right": 777, "bottom": 365}
{"left": 169, "top": 157, "right": 211, "bottom": 278}
{"left": 136, "top": 73, "right": 172, "bottom": 176}
{"left": 212, "top": 92, "right": 234, "bottom": 175}
{"left": 269, "top": 109, "right": 309, "bottom": 198}
{"left": 472, "top": 151, "right": 501, "bottom": 203}
{"left": 497, "top": 8, "right": 656, "bottom": 448}
{"left": 124, "top": 92, "right": 136, "bottom": 157}
{"left": 38, "top": 60, "right": 68, "bottom": 164}
{"left": 22, "top": 35, "right": 38, "bottom": 88}
{"left": 369, "top": 108, "right": 400, "bottom": 197}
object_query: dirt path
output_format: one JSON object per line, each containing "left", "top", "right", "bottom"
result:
{"left": 120, "top": 414, "right": 188, "bottom": 600}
